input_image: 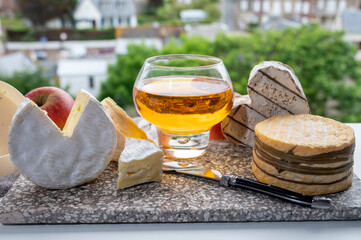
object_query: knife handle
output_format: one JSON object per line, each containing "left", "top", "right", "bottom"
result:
{"left": 220, "top": 174, "right": 332, "bottom": 209}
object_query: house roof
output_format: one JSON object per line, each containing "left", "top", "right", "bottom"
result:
{"left": 0, "top": 52, "right": 37, "bottom": 76}
{"left": 342, "top": 10, "right": 361, "bottom": 34}
{"left": 77, "top": 0, "right": 136, "bottom": 18}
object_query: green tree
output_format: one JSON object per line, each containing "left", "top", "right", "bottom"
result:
{"left": 0, "top": 70, "right": 54, "bottom": 95}
{"left": 98, "top": 44, "right": 160, "bottom": 107}
{"left": 155, "top": 0, "right": 220, "bottom": 24}
{"left": 101, "top": 24, "right": 361, "bottom": 122}
{"left": 218, "top": 25, "right": 361, "bottom": 122}
{"left": 16, "top": 0, "right": 77, "bottom": 29}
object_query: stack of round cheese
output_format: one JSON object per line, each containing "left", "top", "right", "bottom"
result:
{"left": 252, "top": 114, "right": 355, "bottom": 195}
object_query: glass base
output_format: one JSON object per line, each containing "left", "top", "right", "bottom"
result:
{"left": 158, "top": 130, "right": 210, "bottom": 159}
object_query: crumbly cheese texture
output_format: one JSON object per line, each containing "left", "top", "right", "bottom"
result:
{"left": 101, "top": 97, "right": 150, "bottom": 161}
{"left": 8, "top": 90, "right": 116, "bottom": 189}
{"left": 117, "top": 138, "right": 163, "bottom": 189}
{"left": 255, "top": 114, "right": 355, "bottom": 156}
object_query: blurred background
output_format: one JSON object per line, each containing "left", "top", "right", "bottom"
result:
{"left": 0, "top": 0, "right": 360, "bottom": 122}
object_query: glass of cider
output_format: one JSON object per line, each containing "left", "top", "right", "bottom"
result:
{"left": 133, "top": 54, "right": 233, "bottom": 159}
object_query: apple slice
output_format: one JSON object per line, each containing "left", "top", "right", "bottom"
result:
{"left": 8, "top": 89, "right": 116, "bottom": 189}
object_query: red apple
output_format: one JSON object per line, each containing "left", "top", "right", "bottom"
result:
{"left": 209, "top": 121, "right": 226, "bottom": 140}
{"left": 25, "top": 87, "right": 74, "bottom": 130}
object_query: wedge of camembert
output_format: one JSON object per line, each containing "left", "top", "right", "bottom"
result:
{"left": 8, "top": 89, "right": 116, "bottom": 189}
{"left": 118, "top": 138, "right": 163, "bottom": 189}
{"left": 101, "top": 97, "right": 150, "bottom": 161}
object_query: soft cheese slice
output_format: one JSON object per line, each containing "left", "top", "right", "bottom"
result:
{"left": 8, "top": 89, "right": 116, "bottom": 189}
{"left": 118, "top": 138, "right": 163, "bottom": 189}
{"left": 101, "top": 97, "right": 150, "bottom": 160}
{"left": 0, "top": 81, "right": 24, "bottom": 177}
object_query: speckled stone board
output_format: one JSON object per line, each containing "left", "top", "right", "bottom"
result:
{"left": 1, "top": 140, "right": 361, "bottom": 224}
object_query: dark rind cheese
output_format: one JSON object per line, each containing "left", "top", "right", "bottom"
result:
{"left": 252, "top": 114, "right": 355, "bottom": 195}
{"left": 222, "top": 61, "right": 310, "bottom": 147}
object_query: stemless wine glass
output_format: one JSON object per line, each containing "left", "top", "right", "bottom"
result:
{"left": 133, "top": 54, "right": 233, "bottom": 159}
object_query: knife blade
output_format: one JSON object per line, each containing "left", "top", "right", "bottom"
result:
{"left": 163, "top": 161, "right": 332, "bottom": 209}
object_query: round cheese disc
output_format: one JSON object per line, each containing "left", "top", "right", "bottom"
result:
{"left": 253, "top": 114, "right": 355, "bottom": 195}
{"left": 255, "top": 114, "right": 355, "bottom": 157}
{"left": 8, "top": 90, "right": 117, "bottom": 189}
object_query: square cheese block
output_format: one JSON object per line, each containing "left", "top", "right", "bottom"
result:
{"left": 118, "top": 138, "right": 163, "bottom": 189}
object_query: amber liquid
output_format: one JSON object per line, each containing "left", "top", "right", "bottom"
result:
{"left": 134, "top": 76, "right": 233, "bottom": 134}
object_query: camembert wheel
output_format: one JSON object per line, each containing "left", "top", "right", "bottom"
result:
{"left": 8, "top": 90, "right": 117, "bottom": 189}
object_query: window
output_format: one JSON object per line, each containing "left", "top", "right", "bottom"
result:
{"left": 89, "top": 76, "right": 94, "bottom": 89}
{"left": 118, "top": 17, "right": 122, "bottom": 24}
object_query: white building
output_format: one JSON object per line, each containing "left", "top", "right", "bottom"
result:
{"left": 180, "top": 9, "right": 208, "bottom": 22}
{"left": 115, "top": 38, "right": 163, "bottom": 54}
{"left": 57, "top": 59, "right": 111, "bottom": 97}
{"left": 74, "top": 0, "right": 137, "bottom": 29}
{"left": 342, "top": 10, "right": 361, "bottom": 60}
{"left": 222, "top": 0, "right": 360, "bottom": 30}
{"left": 0, "top": 52, "right": 37, "bottom": 76}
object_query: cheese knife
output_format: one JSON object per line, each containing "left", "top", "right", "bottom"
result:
{"left": 162, "top": 161, "right": 332, "bottom": 209}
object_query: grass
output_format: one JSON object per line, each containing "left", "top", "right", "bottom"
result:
{"left": 0, "top": 16, "right": 29, "bottom": 31}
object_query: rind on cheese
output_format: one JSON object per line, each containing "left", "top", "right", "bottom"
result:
{"left": 117, "top": 138, "right": 163, "bottom": 189}
{"left": 252, "top": 114, "right": 355, "bottom": 195}
{"left": 222, "top": 61, "right": 310, "bottom": 148}
{"left": 0, "top": 81, "right": 24, "bottom": 177}
{"left": 252, "top": 158, "right": 353, "bottom": 196}
{"left": 255, "top": 114, "right": 355, "bottom": 157}
{"left": 8, "top": 89, "right": 117, "bottom": 189}
{"left": 101, "top": 97, "right": 150, "bottom": 161}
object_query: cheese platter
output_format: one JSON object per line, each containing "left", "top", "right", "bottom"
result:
{"left": 1, "top": 58, "right": 360, "bottom": 224}
{"left": 1, "top": 140, "right": 361, "bottom": 224}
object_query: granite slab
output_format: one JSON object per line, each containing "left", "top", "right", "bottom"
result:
{"left": 1, "top": 140, "right": 361, "bottom": 224}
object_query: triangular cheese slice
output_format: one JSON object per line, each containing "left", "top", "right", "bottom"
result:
{"left": 8, "top": 89, "right": 116, "bottom": 189}
{"left": 101, "top": 97, "right": 150, "bottom": 160}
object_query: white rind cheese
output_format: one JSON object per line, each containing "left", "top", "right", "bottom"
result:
{"left": 8, "top": 90, "right": 117, "bottom": 189}
{"left": 222, "top": 61, "right": 310, "bottom": 147}
{"left": 118, "top": 138, "right": 163, "bottom": 189}
{"left": 101, "top": 97, "right": 150, "bottom": 161}
{"left": 0, "top": 81, "right": 24, "bottom": 177}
